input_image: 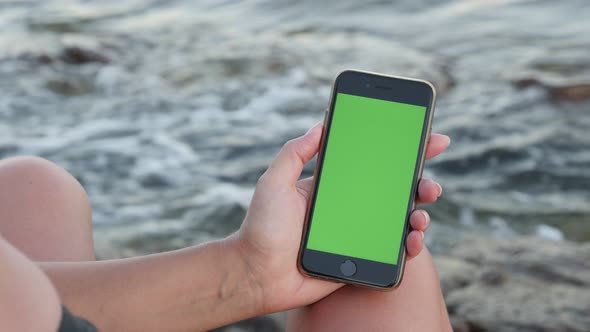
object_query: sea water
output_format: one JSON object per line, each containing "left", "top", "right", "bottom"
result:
{"left": 0, "top": 0, "right": 588, "bottom": 255}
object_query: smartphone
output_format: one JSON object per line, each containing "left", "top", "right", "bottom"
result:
{"left": 298, "top": 70, "right": 436, "bottom": 289}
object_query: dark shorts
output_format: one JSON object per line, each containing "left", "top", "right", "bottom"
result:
{"left": 59, "top": 306, "right": 99, "bottom": 332}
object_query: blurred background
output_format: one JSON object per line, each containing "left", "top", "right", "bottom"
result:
{"left": 1, "top": 0, "right": 589, "bottom": 331}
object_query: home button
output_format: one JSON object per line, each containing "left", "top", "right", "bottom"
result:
{"left": 340, "top": 259, "right": 357, "bottom": 276}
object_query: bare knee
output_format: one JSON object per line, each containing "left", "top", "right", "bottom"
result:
{"left": 0, "top": 156, "right": 94, "bottom": 261}
{"left": 0, "top": 156, "right": 92, "bottom": 224}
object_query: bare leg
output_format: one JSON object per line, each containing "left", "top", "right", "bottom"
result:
{"left": 0, "top": 156, "right": 451, "bottom": 331}
{"left": 0, "top": 156, "right": 96, "bottom": 330}
{"left": 287, "top": 248, "right": 452, "bottom": 332}
{"left": 0, "top": 235, "right": 62, "bottom": 332}
{"left": 0, "top": 156, "right": 95, "bottom": 261}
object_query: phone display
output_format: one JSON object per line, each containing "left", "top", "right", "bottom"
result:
{"left": 307, "top": 93, "right": 426, "bottom": 264}
{"left": 299, "top": 70, "right": 435, "bottom": 288}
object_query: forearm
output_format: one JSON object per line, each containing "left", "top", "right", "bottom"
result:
{"left": 40, "top": 238, "right": 264, "bottom": 332}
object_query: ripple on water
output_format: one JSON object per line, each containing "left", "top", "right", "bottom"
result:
{"left": 0, "top": 0, "right": 589, "bottom": 254}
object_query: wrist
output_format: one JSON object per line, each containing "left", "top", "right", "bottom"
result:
{"left": 223, "top": 235, "right": 268, "bottom": 315}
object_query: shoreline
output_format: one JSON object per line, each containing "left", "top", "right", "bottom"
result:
{"left": 94, "top": 233, "right": 590, "bottom": 332}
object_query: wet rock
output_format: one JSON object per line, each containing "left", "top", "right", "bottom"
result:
{"left": 548, "top": 84, "right": 590, "bottom": 102}
{"left": 437, "top": 237, "right": 590, "bottom": 332}
{"left": 435, "top": 256, "right": 477, "bottom": 294}
{"left": 95, "top": 227, "right": 590, "bottom": 331}
{"left": 212, "top": 313, "right": 284, "bottom": 332}
{"left": 59, "top": 46, "right": 110, "bottom": 65}
{"left": 139, "top": 172, "right": 173, "bottom": 189}
{"left": 46, "top": 78, "right": 92, "bottom": 96}
{"left": 449, "top": 318, "right": 486, "bottom": 332}
{"left": 479, "top": 268, "right": 506, "bottom": 286}
{"left": 0, "top": 143, "right": 19, "bottom": 158}
{"left": 17, "top": 45, "right": 109, "bottom": 66}
{"left": 198, "top": 202, "right": 247, "bottom": 236}
{"left": 513, "top": 78, "right": 541, "bottom": 89}
{"left": 37, "top": 54, "right": 55, "bottom": 64}
{"left": 16, "top": 52, "right": 56, "bottom": 65}
{"left": 429, "top": 63, "right": 456, "bottom": 95}
{"left": 514, "top": 78, "right": 590, "bottom": 102}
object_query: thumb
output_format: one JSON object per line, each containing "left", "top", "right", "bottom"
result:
{"left": 264, "top": 122, "right": 323, "bottom": 186}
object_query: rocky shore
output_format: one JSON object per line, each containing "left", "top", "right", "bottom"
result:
{"left": 95, "top": 234, "right": 590, "bottom": 332}
{"left": 438, "top": 237, "right": 590, "bottom": 332}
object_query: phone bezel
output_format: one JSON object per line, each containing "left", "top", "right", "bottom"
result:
{"left": 297, "top": 69, "right": 436, "bottom": 289}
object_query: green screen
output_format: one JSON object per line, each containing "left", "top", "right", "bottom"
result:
{"left": 306, "top": 93, "right": 427, "bottom": 265}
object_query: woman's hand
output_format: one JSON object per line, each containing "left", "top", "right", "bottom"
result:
{"left": 233, "top": 123, "right": 450, "bottom": 314}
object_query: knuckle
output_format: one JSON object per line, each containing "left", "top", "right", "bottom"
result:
{"left": 282, "top": 139, "right": 298, "bottom": 153}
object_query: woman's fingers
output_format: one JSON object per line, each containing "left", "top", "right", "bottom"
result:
{"left": 298, "top": 182, "right": 432, "bottom": 259}
{"left": 415, "top": 133, "right": 449, "bottom": 205}
{"left": 299, "top": 177, "right": 443, "bottom": 206}
{"left": 405, "top": 230, "right": 424, "bottom": 259}
{"left": 406, "top": 209, "right": 431, "bottom": 258}
{"left": 425, "top": 134, "right": 451, "bottom": 160}
{"left": 410, "top": 209, "right": 430, "bottom": 232}
{"left": 416, "top": 178, "right": 442, "bottom": 205}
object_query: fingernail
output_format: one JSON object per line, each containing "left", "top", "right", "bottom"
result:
{"left": 421, "top": 231, "right": 425, "bottom": 241}
{"left": 421, "top": 210, "right": 429, "bottom": 223}
{"left": 436, "top": 183, "right": 443, "bottom": 197}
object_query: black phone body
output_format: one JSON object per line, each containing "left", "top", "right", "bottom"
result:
{"left": 298, "top": 70, "right": 436, "bottom": 289}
